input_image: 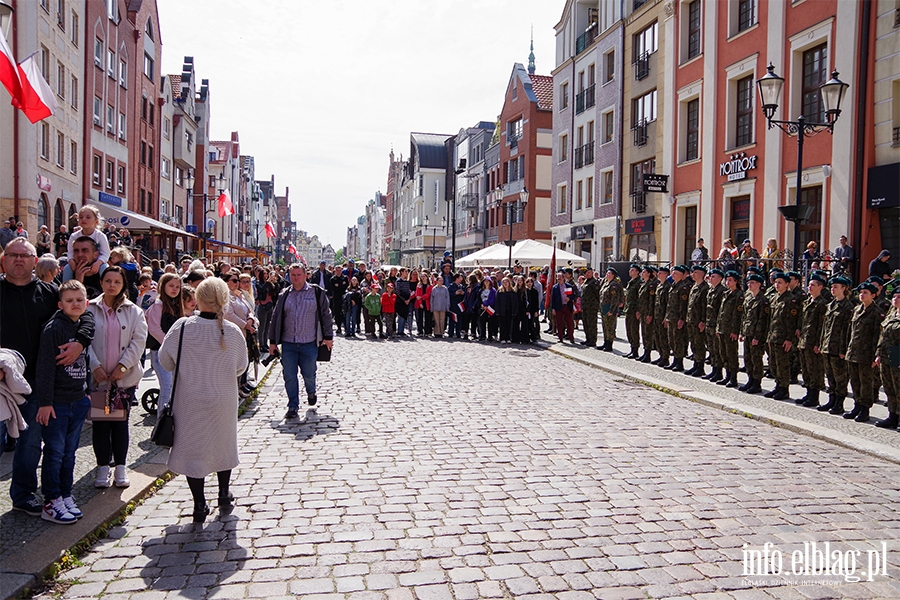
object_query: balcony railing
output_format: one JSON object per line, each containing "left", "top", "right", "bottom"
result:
{"left": 574, "top": 84, "right": 596, "bottom": 116}
{"left": 634, "top": 0, "right": 649, "bottom": 10}
{"left": 630, "top": 189, "right": 646, "bottom": 214}
{"left": 893, "top": 126, "right": 900, "bottom": 147}
{"left": 632, "top": 119, "right": 648, "bottom": 147}
{"left": 635, "top": 52, "right": 650, "bottom": 81}
{"left": 574, "top": 143, "right": 594, "bottom": 169}
{"left": 510, "top": 136, "right": 519, "bottom": 150}
{"left": 576, "top": 25, "right": 598, "bottom": 55}
{"left": 574, "top": 145, "right": 584, "bottom": 169}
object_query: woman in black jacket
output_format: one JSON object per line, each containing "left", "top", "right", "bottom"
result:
{"left": 495, "top": 277, "right": 519, "bottom": 344}
{"left": 523, "top": 277, "right": 540, "bottom": 343}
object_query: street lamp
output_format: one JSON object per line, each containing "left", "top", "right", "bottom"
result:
{"left": 0, "top": 2, "right": 14, "bottom": 39}
{"left": 504, "top": 188, "right": 529, "bottom": 271}
{"left": 424, "top": 215, "right": 446, "bottom": 270}
{"left": 184, "top": 170, "right": 225, "bottom": 257}
{"left": 756, "top": 63, "right": 849, "bottom": 272}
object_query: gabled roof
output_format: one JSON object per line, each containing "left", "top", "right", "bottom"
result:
{"left": 411, "top": 132, "right": 452, "bottom": 170}
{"left": 530, "top": 75, "right": 553, "bottom": 111}
{"left": 168, "top": 74, "right": 181, "bottom": 98}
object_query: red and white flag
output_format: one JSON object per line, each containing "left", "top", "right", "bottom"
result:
{"left": 545, "top": 246, "right": 556, "bottom": 310}
{"left": 0, "top": 28, "right": 21, "bottom": 105}
{"left": 485, "top": 305, "right": 495, "bottom": 316}
{"left": 217, "top": 189, "right": 235, "bottom": 217}
{"left": 264, "top": 222, "right": 276, "bottom": 238}
{"left": 14, "top": 52, "right": 57, "bottom": 123}
{"left": 457, "top": 301, "right": 466, "bottom": 312}
{"left": 288, "top": 243, "right": 300, "bottom": 260}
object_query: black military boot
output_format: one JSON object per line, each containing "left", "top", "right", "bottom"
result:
{"left": 854, "top": 406, "right": 870, "bottom": 422}
{"left": 691, "top": 362, "right": 706, "bottom": 378}
{"left": 772, "top": 386, "right": 790, "bottom": 401}
{"left": 670, "top": 358, "right": 684, "bottom": 373}
{"left": 738, "top": 378, "right": 753, "bottom": 392}
{"left": 829, "top": 396, "right": 846, "bottom": 415}
{"left": 602, "top": 341, "right": 613, "bottom": 352}
{"left": 842, "top": 403, "right": 862, "bottom": 420}
{"left": 725, "top": 372, "right": 739, "bottom": 388}
{"left": 717, "top": 370, "right": 732, "bottom": 386}
{"left": 707, "top": 367, "right": 723, "bottom": 383}
{"left": 801, "top": 390, "right": 820, "bottom": 408}
{"left": 701, "top": 367, "right": 717, "bottom": 380}
{"left": 817, "top": 394, "right": 837, "bottom": 412}
{"left": 795, "top": 389, "right": 813, "bottom": 405}
{"left": 764, "top": 387, "right": 778, "bottom": 398}
{"left": 746, "top": 379, "right": 763, "bottom": 394}
{"left": 875, "top": 412, "right": 899, "bottom": 429}
{"left": 625, "top": 348, "right": 637, "bottom": 359}
{"left": 639, "top": 351, "right": 652, "bottom": 363}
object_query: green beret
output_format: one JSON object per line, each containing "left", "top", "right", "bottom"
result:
{"left": 786, "top": 271, "right": 801, "bottom": 280}
{"left": 773, "top": 272, "right": 790, "bottom": 282}
{"left": 828, "top": 276, "right": 852, "bottom": 287}
{"left": 691, "top": 264, "right": 708, "bottom": 273}
{"left": 642, "top": 265, "right": 657, "bottom": 274}
{"left": 657, "top": 265, "right": 671, "bottom": 273}
{"left": 673, "top": 265, "right": 688, "bottom": 274}
{"left": 747, "top": 273, "right": 765, "bottom": 284}
{"left": 866, "top": 276, "right": 884, "bottom": 287}
{"left": 857, "top": 282, "right": 878, "bottom": 294}
{"left": 709, "top": 268, "right": 725, "bottom": 278}
{"left": 746, "top": 265, "right": 762, "bottom": 275}
{"left": 809, "top": 273, "right": 827, "bottom": 285}
{"left": 629, "top": 263, "right": 641, "bottom": 271}
{"left": 725, "top": 270, "right": 741, "bottom": 281}
{"left": 606, "top": 267, "right": 618, "bottom": 276}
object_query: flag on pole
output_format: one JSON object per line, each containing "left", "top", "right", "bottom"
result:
{"left": 14, "top": 52, "right": 58, "bottom": 123}
{"left": 217, "top": 189, "right": 234, "bottom": 217}
{"left": 545, "top": 246, "right": 556, "bottom": 310}
{"left": 457, "top": 301, "right": 466, "bottom": 312}
{"left": 264, "top": 222, "right": 276, "bottom": 238}
{"left": 288, "top": 243, "right": 300, "bottom": 260}
{"left": 0, "top": 27, "right": 21, "bottom": 105}
{"left": 484, "top": 305, "right": 495, "bottom": 316}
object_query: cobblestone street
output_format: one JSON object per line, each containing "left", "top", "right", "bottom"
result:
{"left": 33, "top": 333, "right": 900, "bottom": 599}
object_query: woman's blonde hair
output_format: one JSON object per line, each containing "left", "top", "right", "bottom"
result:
{"left": 79, "top": 204, "right": 104, "bottom": 227}
{"left": 195, "top": 277, "right": 229, "bottom": 349}
{"left": 109, "top": 246, "right": 133, "bottom": 264}
{"left": 239, "top": 272, "right": 255, "bottom": 304}
{"left": 35, "top": 255, "right": 60, "bottom": 281}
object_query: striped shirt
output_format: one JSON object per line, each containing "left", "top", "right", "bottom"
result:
{"left": 282, "top": 283, "right": 318, "bottom": 344}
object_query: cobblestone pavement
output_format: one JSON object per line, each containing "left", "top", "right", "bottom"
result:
{"left": 43, "top": 333, "right": 900, "bottom": 600}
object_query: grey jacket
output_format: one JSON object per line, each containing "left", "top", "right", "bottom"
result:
{"left": 267, "top": 283, "right": 334, "bottom": 346}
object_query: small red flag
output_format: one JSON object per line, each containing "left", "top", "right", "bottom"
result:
{"left": 264, "top": 222, "right": 276, "bottom": 238}
{"left": 217, "top": 190, "right": 235, "bottom": 217}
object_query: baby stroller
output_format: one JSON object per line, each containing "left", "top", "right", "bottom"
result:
{"left": 141, "top": 387, "right": 160, "bottom": 414}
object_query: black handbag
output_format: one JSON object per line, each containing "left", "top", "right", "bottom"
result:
{"left": 150, "top": 323, "right": 185, "bottom": 448}
{"left": 314, "top": 287, "right": 332, "bottom": 362}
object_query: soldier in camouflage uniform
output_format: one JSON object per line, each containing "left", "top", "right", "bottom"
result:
{"left": 874, "top": 288, "right": 900, "bottom": 429}
{"left": 652, "top": 266, "right": 671, "bottom": 367}
{"left": 664, "top": 265, "right": 692, "bottom": 372}
{"left": 636, "top": 266, "right": 658, "bottom": 362}
{"left": 843, "top": 282, "right": 887, "bottom": 423}
{"left": 599, "top": 267, "right": 624, "bottom": 352}
{"left": 686, "top": 265, "right": 710, "bottom": 377}
{"left": 739, "top": 273, "right": 769, "bottom": 393}
{"left": 817, "top": 276, "right": 854, "bottom": 414}
{"left": 796, "top": 273, "right": 829, "bottom": 407}
{"left": 764, "top": 272, "right": 802, "bottom": 401}
{"left": 623, "top": 265, "right": 642, "bottom": 358}
{"left": 703, "top": 268, "right": 727, "bottom": 382}
{"left": 580, "top": 268, "right": 602, "bottom": 347}
{"left": 787, "top": 271, "right": 805, "bottom": 384}
{"left": 868, "top": 276, "right": 892, "bottom": 406}
{"left": 716, "top": 271, "right": 744, "bottom": 387}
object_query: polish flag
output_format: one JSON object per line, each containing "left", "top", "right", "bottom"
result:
{"left": 217, "top": 190, "right": 235, "bottom": 217}
{"left": 0, "top": 28, "right": 21, "bottom": 105}
{"left": 264, "top": 222, "right": 276, "bottom": 238}
{"left": 14, "top": 52, "right": 58, "bottom": 123}
{"left": 288, "top": 243, "right": 300, "bottom": 260}
{"left": 457, "top": 301, "right": 466, "bottom": 312}
{"left": 484, "top": 305, "right": 495, "bottom": 316}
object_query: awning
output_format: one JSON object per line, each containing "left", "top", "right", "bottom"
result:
{"left": 101, "top": 205, "right": 196, "bottom": 238}
{"left": 207, "top": 238, "right": 272, "bottom": 257}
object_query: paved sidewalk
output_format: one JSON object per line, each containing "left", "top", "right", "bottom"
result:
{"left": 32, "top": 333, "right": 900, "bottom": 600}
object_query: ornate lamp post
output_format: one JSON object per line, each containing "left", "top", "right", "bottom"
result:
{"left": 756, "top": 63, "right": 849, "bottom": 271}
{"left": 424, "top": 215, "right": 446, "bottom": 271}
{"left": 184, "top": 170, "right": 225, "bottom": 257}
{"left": 504, "top": 188, "right": 529, "bottom": 271}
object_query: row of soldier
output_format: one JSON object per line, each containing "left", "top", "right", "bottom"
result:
{"left": 609, "top": 264, "right": 900, "bottom": 428}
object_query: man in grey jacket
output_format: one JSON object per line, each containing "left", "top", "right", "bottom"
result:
{"left": 268, "top": 264, "right": 334, "bottom": 419}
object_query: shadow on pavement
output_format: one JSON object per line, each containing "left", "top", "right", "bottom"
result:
{"left": 270, "top": 408, "right": 340, "bottom": 442}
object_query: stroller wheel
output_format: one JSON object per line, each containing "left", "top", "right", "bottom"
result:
{"left": 141, "top": 388, "right": 159, "bottom": 414}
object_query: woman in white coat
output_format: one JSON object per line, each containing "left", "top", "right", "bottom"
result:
{"left": 87, "top": 266, "right": 148, "bottom": 488}
{"left": 159, "top": 277, "right": 248, "bottom": 523}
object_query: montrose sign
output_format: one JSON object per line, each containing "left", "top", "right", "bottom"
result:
{"left": 720, "top": 152, "right": 758, "bottom": 181}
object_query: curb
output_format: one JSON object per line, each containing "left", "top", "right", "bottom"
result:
{"left": 547, "top": 344, "right": 900, "bottom": 467}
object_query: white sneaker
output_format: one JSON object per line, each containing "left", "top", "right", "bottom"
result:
{"left": 62, "top": 496, "right": 83, "bottom": 519}
{"left": 114, "top": 465, "right": 130, "bottom": 488}
{"left": 42, "top": 497, "right": 77, "bottom": 524}
{"left": 94, "top": 465, "right": 111, "bottom": 488}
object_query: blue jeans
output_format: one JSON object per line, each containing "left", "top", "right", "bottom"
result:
{"left": 150, "top": 350, "right": 173, "bottom": 414}
{"left": 345, "top": 305, "right": 359, "bottom": 335}
{"left": 281, "top": 341, "right": 318, "bottom": 411}
{"left": 10, "top": 393, "right": 41, "bottom": 505}
{"left": 40, "top": 396, "right": 90, "bottom": 501}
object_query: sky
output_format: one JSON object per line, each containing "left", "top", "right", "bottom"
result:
{"left": 157, "top": 0, "right": 563, "bottom": 249}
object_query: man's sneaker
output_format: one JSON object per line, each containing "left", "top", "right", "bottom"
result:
{"left": 12, "top": 496, "right": 43, "bottom": 516}
{"left": 307, "top": 394, "right": 317, "bottom": 407}
{"left": 62, "top": 496, "right": 83, "bottom": 519}
{"left": 285, "top": 409, "right": 298, "bottom": 419}
{"left": 94, "top": 465, "right": 111, "bottom": 488}
{"left": 114, "top": 465, "right": 130, "bottom": 488}
{"left": 238, "top": 388, "right": 250, "bottom": 399}
{"left": 42, "top": 497, "right": 77, "bottom": 524}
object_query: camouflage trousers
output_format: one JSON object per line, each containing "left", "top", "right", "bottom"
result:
{"left": 641, "top": 318, "right": 655, "bottom": 355}
{"left": 655, "top": 320, "right": 670, "bottom": 360}
{"left": 720, "top": 333, "right": 739, "bottom": 373}
{"left": 824, "top": 353, "right": 849, "bottom": 397}
{"left": 848, "top": 361, "right": 875, "bottom": 409}
{"left": 881, "top": 362, "right": 900, "bottom": 413}
{"left": 668, "top": 322, "right": 687, "bottom": 359}
{"left": 707, "top": 327, "right": 723, "bottom": 368}
{"left": 689, "top": 323, "right": 706, "bottom": 364}
{"left": 625, "top": 313, "right": 640, "bottom": 351}
{"left": 601, "top": 313, "right": 617, "bottom": 344}
{"left": 799, "top": 348, "right": 826, "bottom": 391}
{"left": 768, "top": 341, "right": 793, "bottom": 388}
{"left": 743, "top": 339, "right": 766, "bottom": 380}
{"left": 582, "top": 308, "right": 599, "bottom": 345}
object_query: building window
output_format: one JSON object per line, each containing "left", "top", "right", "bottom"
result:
{"left": 738, "top": 0, "right": 755, "bottom": 32}
{"left": 119, "top": 60, "right": 127, "bottom": 87}
{"left": 175, "top": 166, "right": 184, "bottom": 186}
{"left": 105, "top": 160, "right": 114, "bottom": 189}
{"left": 92, "top": 155, "right": 101, "bottom": 186}
{"left": 575, "top": 180, "right": 583, "bottom": 211}
{"left": 140, "top": 141, "right": 146, "bottom": 164}
{"left": 38, "top": 194, "right": 48, "bottom": 230}
{"left": 557, "top": 184, "right": 567, "bottom": 214}
{"left": 687, "top": 0, "right": 701, "bottom": 60}
{"left": 118, "top": 113, "right": 126, "bottom": 140}
{"left": 117, "top": 165, "right": 125, "bottom": 194}
{"left": 560, "top": 82, "right": 569, "bottom": 110}
{"left": 631, "top": 159, "right": 656, "bottom": 214}
{"left": 148, "top": 103, "right": 154, "bottom": 125}
{"left": 604, "top": 50, "right": 615, "bottom": 83}
{"left": 70, "top": 12, "right": 78, "bottom": 46}
{"left": 107, "top": 105, "right": 115, "bottom": 134}
{"left": 92, "top": 96, "right": 101, "bottom": 125}
{"left": 602, "top": 171, "right": 613, "bottom": 205}
{"left": 40, "top": 46, "right": 49, "bottom": 79}
{"left": 632, "top": 89, "right": 658, "bottom": 125}
{"left": 56, "top": 62, "right": 64, "bottom": 98}
{"left": 40, "top": 123, "right": 49, "bottom": 159}
{"left": 148, "top": 145, "right": 154, "bottom": 169}
{"left": 508, "top": 118, "right": 523, "bottom": 147}
{"left": 602, "top": 236, "right": 614, "bottom": 261}
{"left": 94, "top": 38, "right": 103, "bottom": 67}
{"left": 603, "top": 110, "right": 614, "bottom": 144}
{"left": 107, "top": 49, "right": 115, "bottom": 77}
{"left": 798, "top": 185, "right": 823, "bottom": 249}
{"left": 143, "top": 53, "right": 154, "bottom": 79}
{"left": 559, "top": 133, "right": 568, "bottom": 163}
{"left": 56, "top": 131, "right": 64, "bottom": 167}
{"left": 685, "top": 98, "right": 700, "bottom": 160}
{"left": 634, "top": 21, "right": 658, "bottom": 60}
{"left": 145, "top": 20, "right": 154, "bottom": 40}
{"left": 70, "top": 140, "right": 77, "bottom": 174}
{"left": 682, "top": 205, "right": 697, "bottom": 264}
{"left": 141, "top": 96, "right": 147, "bottom": 120}
{"left": 735, "top": 75, "right": 753, "bottom": 147}
{"left": 162, "top": 157, "right": 170, "bottom": 179}
{"left": 56, "top": 0, "right": 65, "bottom": 27}
{"left": 801, "top": 43, "right": 828, "bottom": 123}
{"left": 586, "top": 176, "right": 594, "bottom": 209}
{"left": 163, "top": 117, "right": 170, "bottom": 139}
{"left": 140, "top": 189, "right": 146, "bottom": 212}
{"left": 40, "top": 0, "right": 48, "bottom": 12}
{"left": 70, "top": 75, "right": 77, "bottom": 108}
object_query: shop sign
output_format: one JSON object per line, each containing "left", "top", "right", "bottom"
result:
{"left": 732, "top": 198, "right": 751, "bottom": 221}
{"left": 720, "top": 152, "right": 758, "bottom": 181}
{"left": 867, "top": 163, "right": 899, "bottom": 209}
{"left": 625, "top": 217, "right": 654, "bottom": 235}
{"left": 571, "top": 224, "right": 594, "bottom": 240}
{"left": 642, "top": 173, "right": 669, "bottom": 193}
{"left": 98, "top": 191, "right": 123, "bottom": 207}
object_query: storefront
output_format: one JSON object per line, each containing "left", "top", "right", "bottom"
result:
{"left": 100, "top": 202, "right": 196, "bottom": 263}
{"left": 624, "top": 216, "right": 656, "bottom": 262}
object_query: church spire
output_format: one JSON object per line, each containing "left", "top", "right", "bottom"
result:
{"left": 527, "top": 25, "right": 536, "bottom": 75}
